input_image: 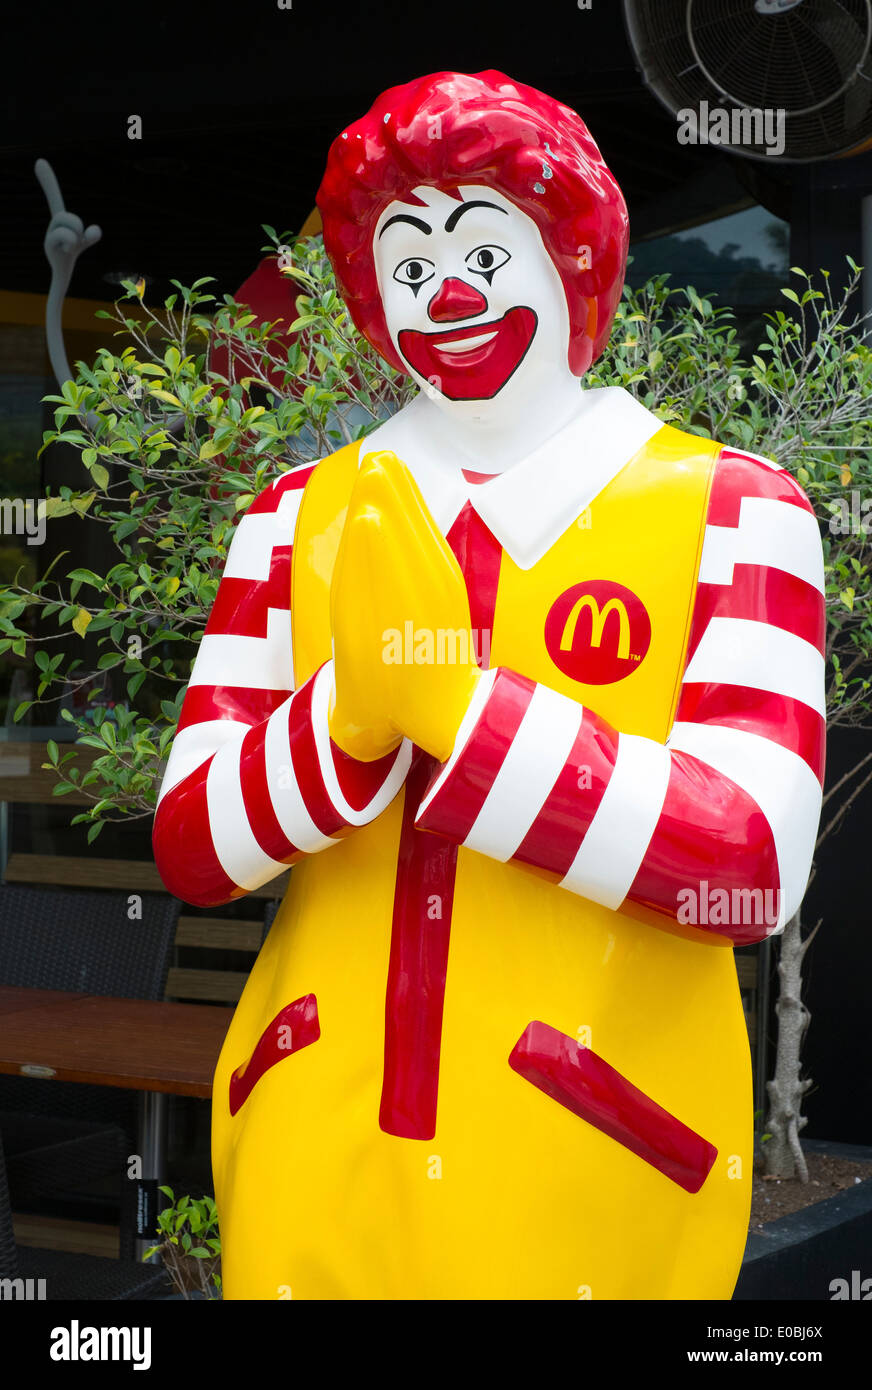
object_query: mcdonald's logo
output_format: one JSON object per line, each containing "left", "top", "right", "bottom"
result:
{"left": 544, "top": 581, "right": 651, "bottom": 685}
{"left": 561, "top": 594, "right": 631, "bottom": 660}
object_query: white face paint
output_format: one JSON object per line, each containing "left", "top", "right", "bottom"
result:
{"left": 373, "top": 186, "right": 580, "bottom": 442}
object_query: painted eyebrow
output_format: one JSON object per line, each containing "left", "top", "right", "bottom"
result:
{"left": 443, "top": 200, "right": 508, "bottom": 233}
{"left": 378, "top": 213, "right": 432, "bottom": 239}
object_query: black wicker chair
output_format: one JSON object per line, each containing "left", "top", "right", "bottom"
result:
{"left": 0, "top": 1126, "right": 169, "bottom": 1300}
{"left": 0, "top": 884, "right": 179, "bottom": 1255}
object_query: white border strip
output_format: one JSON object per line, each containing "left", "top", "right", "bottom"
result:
{"left": 207, "top": 738, "right": 293, "bottom": 891}
{"left": 263, "top": 690, "right": 336, "bottom": 854}
{"left": 561, "top": 734, "right": 671, "bottom": 910}
{"left": 309, "top": 662, "right": 412, "bottom": 825}
{"left": 465, "top": 684, "right": 583, "bottom": 861}
{"left": 699, "top": 496, "right": 824, "bottom": 593}
{"left": 668, "top": 721, "right": 822, "bottom": 930}
{"left": 682, "top": 617, "right": 825, "bottom": 717}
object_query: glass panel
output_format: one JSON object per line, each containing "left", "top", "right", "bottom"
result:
{"left": 627, "top": 204, "right": 791, "bottom": 353}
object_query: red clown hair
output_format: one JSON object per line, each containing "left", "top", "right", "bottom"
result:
{"left": 316, "top": 69, "right": 629, "bottom": 378}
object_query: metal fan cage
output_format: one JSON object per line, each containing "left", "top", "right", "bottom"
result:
{"left": 623, "top": 0, "right": 872, "bottom": 161}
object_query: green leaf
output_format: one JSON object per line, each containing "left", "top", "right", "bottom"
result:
{"left": 127, "top": 670, "right": 148, "bottom": 698}
{"left": 67, "top": 568, "right": 104, "bottom": 589}
{"left": 70, "top": 492, "right": 96, "bottom": 518}
{"left": 199, "top": 437, "right": 227, "bottom": 460}
{"left": 43, "top": 500, "right": 74, "bottom": 522}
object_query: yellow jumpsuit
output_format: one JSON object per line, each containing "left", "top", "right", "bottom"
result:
{"left": 211, "top": 425, "right": 753, "bottom": 1300}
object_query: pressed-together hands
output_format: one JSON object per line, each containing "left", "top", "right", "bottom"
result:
{"left": 328, "top": 451, "right": 482, "bottom": 764}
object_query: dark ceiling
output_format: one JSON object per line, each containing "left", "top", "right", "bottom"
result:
{"left": 3, "top": 0, "right": 784, "bottom": 306}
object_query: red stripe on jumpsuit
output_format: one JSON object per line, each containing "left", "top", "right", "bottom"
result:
{"left": 379, "top": 502, "right": 501, "bottom": 1140}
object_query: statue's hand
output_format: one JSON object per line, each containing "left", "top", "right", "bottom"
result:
{"left": 328, "top": 455, "right": 406, "bottom": 763}
{"left": 329, "top": 451, "right": 481, "bottom": 763}
{"left": 36, "top": 159, "right": 102, "bottom": 281}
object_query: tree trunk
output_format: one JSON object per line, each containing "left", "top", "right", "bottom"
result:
{"left": 762, "top": 911, "right": 814, "bottom": 1180}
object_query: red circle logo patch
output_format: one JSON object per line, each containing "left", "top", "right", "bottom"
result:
{"left": 544, "top": 580, "right": 651, "bottom": 685}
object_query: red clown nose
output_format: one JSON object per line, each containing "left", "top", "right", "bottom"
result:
{"left": 427, "top": 277, "right": 489, "bottom": 323}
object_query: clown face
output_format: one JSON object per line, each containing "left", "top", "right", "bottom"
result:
{"left": 374, "top": 185, "right": 576, "bottom": 412}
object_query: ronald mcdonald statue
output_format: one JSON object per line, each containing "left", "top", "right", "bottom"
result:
{"left": 153, "top": 71, "right": 825, "bottom": 1299}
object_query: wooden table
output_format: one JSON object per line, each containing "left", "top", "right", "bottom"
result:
{"left": 0, "top": 986, "right": 231, "bottom": 1258}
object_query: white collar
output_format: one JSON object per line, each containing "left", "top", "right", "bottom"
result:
{"left": 359, "top": 386, "right": 664, "bottom": 571}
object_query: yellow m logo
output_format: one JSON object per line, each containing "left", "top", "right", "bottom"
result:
{"left": 560, "top": 595, "right": 631, "bottom": 661}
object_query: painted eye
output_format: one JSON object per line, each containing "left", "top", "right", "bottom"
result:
{"left": 465, "top": 245, "right": 510, "bottom": 284}
{"left": 393, "top": 258, "right": 436, "bottom": 295}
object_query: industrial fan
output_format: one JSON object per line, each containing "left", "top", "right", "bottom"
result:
{"left": 623, "top": 0, "right": 872, "bottom": 162}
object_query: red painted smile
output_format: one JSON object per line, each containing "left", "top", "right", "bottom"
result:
{"left": 398, "top": 306, "right": 537, "bottom": 401}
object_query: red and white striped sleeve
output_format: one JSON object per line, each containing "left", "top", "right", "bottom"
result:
{"left": 152, "top": 465, "right": 411, "bottom": 908}
{"left": 415, "top": 450, "right": 826, "bottom": 944}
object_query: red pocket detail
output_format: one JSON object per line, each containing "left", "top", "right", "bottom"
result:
{"left": 508, "top": 1020, "right": 717, "bottom": 1194}
{"left": 229, "top": 994, "right": 320, "bottom": 1117}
